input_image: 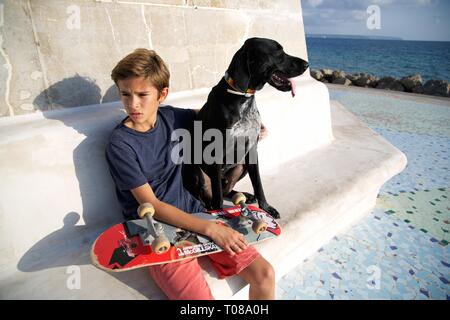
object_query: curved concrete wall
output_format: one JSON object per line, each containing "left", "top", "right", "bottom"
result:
{"left": 0, "top": 0, "right": 308, "bottom": 116}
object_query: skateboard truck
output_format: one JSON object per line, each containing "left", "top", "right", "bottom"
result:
{"left": 231, "top": 193, "right": 268, "bottom": 234}
{"left": 137, "top": 203, "right": 170, "bottom": 255}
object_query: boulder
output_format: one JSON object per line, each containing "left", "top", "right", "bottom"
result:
{"left": 332, "top": 70, "right": 346, "bottom": 82}
{"left": 332, "top": 77, "right": 352, "bottom": 86}
{"left": 353, "top": 74, "right": 372, "bottom": 87}
{"left": 391, "top": 81, "right": 406, "bottom": 92}
{"left": 367, "top": 75, "right": 380, "bottom": 88}
{"left": 400, "top": 75, "right": 422, "bottom": 92}
{"left": 423, "top": 80, "right": 449, "bottom": 97}
{"left": 412, "top": 85, "right": 424, "bottom": 94}
{"left": 310, "top": 70, "right": 324, "bottom": 81}
{"left": 320, "top": 69, "right": 334, "bottom": 82}
{"left": 346, "top": 74, "right": 359, "bottom": 82}
{"left": 321, "top": 69, "right": 334, "bottom": 77}
{"left": 376, "top": 77, "right": 405, "bottom": 91}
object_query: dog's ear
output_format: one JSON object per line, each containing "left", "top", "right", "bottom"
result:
{"left": 246, "top": 47, "right": 271, "bottom": 91}
{"left": 227, "top": 46, "right": 252, "bottom": 92}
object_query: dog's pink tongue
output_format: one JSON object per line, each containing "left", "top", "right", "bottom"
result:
{"left": 289, "top": 78, "right": 296, "bottom": 97}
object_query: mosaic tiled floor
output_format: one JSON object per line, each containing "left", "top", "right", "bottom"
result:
{"left": 276, "top": 88, "right": 450, "bottom": 300}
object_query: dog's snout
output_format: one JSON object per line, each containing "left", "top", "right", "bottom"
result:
{"left": 298, "top": 59, "right": 309, "bottom": 72}
{"left": 289, "top": 57, "right": 309, "bottom": 75}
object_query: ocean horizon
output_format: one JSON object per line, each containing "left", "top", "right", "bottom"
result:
{"left": 305, "top": 36, "right": 450, "bottom": 83}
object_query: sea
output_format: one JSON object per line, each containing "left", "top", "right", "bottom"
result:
{"left": 305, "top": 37, "right": 450, "bottom": 83}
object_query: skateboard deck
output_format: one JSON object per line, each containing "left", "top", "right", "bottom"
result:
{"left": 91, "top": 205, "right": 281, "bottom": 272}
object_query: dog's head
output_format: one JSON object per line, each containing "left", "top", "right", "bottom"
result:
{"left": 226, "top": 37, "right": 309, "bottom": 96}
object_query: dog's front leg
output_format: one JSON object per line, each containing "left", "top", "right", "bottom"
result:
{"left": 210, "top": 163, "right": 224, "bottom": 210}
{"left": 246, "top": 155, "right": 281, "bottom": 219}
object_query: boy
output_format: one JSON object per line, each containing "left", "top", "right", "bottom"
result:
{"left": 106, "top": 48, "right": 275, "bottom": 300}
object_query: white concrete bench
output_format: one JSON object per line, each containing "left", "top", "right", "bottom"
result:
{"left": 0, "top": 76, "right": 406, "bottom": 299}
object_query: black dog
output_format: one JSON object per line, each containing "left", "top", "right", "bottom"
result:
{"left": 182, "top": 37, "right": 309, "bottom": 219}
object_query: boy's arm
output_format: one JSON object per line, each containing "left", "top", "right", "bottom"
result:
{"left": 131, "top": 183, "right": 248, "bottom": 256}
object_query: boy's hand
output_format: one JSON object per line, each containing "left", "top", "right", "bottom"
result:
{"left": 206, "top": 221, "right": 248, "bottom": 256}
{"left": 259, "top": 123, "right": 268, "bottom": 140}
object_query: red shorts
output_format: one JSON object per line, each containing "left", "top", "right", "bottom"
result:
{"left": 148, "top": 245, "right": 260, "bottom": 300}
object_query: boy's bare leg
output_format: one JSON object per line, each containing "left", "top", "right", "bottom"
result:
{"left": 238, "top": 256, "right": 275, "bottom": 300}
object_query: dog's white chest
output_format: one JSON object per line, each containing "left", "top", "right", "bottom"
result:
{"left": 229, "top": 99, "right": 261, "bottom": 142}
{"left": 223, "top": 100, "right": 261, "bottom": 171}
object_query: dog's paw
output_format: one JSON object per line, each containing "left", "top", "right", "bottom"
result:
{"left": 201, "top": 199, "right": 214, "bottom": 211}
{"left": 241, "top": 192, "right": 257, "bottom": 204}
{"left": 260, "top": 204, "right": 281, "bottom": 219}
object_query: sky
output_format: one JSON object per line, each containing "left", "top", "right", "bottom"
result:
{"left": 302, "top": 0, "right": 450, "bottom": 41}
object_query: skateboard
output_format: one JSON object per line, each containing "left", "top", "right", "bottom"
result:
{"left": 91, "top": 193, "right": 281, "bottom": 272}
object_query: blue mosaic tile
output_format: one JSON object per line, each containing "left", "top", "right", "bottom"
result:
{"left": 277, "top": 88, "right": 450, "bottom": 300}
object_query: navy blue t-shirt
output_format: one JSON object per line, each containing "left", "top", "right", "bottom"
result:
{"left": 105, "top": 105, "right": 205, "bottom": 220}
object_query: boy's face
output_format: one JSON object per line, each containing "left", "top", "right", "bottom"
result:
{"left": 117, "top": 76, "right": 168, "bottom": 131}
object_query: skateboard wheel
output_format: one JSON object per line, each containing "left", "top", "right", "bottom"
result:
{"left": 232, "top": 192, "right": 246, "bottom": 205}
{"left": 252, "top": 220, "right": 268, "bottom": 234}
{"left": 138, "top": 203, "right": 155, "bottom": 219}
{"left": 152, "top": 235, "right": 170, "bottom": 255}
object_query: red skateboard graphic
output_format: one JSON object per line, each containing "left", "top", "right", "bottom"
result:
{"left": 91, "top": 193, "right": 281, "bottom": 272}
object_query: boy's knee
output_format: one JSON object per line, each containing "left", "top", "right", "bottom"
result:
{"left": 256, "top": 262, "right": 275, "bottom": 284}
{"left": 265, "top": 263, "right": 275, "bottom": 282}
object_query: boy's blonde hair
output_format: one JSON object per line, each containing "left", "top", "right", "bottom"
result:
{"left": 111, "top": 48, "right": 170, "bottom": 93}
